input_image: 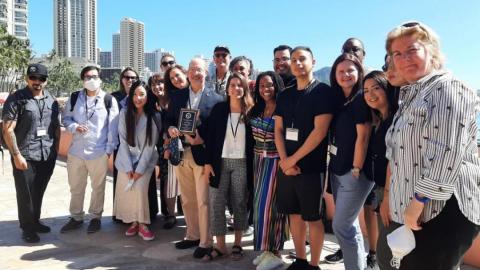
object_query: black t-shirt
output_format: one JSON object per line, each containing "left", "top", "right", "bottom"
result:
{"left": 363, "top": 115, "right": 393, "bottom": 187}
{"left": 275, "top": 80, "right": 335, "bottom": 174}
{"left": 329, "top": 91, "right": 372, "bottom": 175}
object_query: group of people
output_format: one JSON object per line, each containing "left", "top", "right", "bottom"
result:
{"left": 2, "top": 21, "right": 479, "bottom": 270}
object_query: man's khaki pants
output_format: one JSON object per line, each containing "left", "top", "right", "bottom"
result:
{"left": 174, "top": 148, "right": 212, "bottom": 248}
{"left": 67, "top": 154, "right": 108, "bottom": 221}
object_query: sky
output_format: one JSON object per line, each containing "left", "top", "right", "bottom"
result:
{"left": 28, "top": 0, "right": 480, "bottom": 89}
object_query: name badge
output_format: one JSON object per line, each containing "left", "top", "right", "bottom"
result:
{"left": 37, "top": 128, "right": 47, "bottom": 137}
{"left": 286, "top": 128, "right": 299, "bottom": 141}
{"left": 329, "top": 145, "right": 338, "bottom": 156}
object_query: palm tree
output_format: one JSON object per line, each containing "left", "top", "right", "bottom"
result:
{"left": 0, "top": 25, "right": 31, "bottom": 93}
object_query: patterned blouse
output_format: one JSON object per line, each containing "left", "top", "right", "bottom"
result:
{"left": 250, "top": 116, "right": 278, "bottom": 158}
{"left": 385, "top": 70, "right": 480, "bottom": 225}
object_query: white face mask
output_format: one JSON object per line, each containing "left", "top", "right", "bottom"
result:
{"left": 84, "top": 79, "right": 101, "bottom": 92}
{"left": 387, "top": 225, "right": 416, "bottom": 269}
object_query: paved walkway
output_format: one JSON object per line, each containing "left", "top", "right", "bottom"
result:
{"left": 0, "top": 151, "right": 478, "bottom": 270}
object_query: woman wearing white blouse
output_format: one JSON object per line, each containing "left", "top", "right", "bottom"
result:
{"left": 203, "top": 72, "right": 255, "bottom": 261}
{"left": 378, "top": 21, "right": 480, "bottom": 269}
{"left": 114, "top": 80, "right": 159, "bottom": 241}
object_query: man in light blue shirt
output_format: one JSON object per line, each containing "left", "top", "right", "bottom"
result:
{"left": 60, "top": 66, "right": 119, "bottom": 234}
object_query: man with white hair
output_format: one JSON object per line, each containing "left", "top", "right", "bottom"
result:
{"left": 167, "top": 57, "right": 223, "bottom": 258}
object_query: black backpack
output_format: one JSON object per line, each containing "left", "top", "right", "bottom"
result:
{"left": 69, "top": 90, "right": 113, "bottom": 116}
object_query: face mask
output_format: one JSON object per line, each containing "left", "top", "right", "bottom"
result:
{"left": 387, "top": 225, "right": 416, "bottom": 269}
{"left": 84, "top": 79, "right": 101, "bottom": 92}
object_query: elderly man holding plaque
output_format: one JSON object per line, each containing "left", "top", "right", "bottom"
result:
{"left": 167, "top": 57, "right": 223, "bottom": 258}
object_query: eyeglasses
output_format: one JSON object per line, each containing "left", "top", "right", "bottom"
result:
{"left": 84, "top": 75, "right": 99, "bottom": 81}
{"left": 214, "top": 53, "right": 228, "bottom": 58}
{"left": 123, "top": 75, "right": 138, "bottom": 81}
{"left": 161, "top": 60, "right": 175, "bottom": 67}
{"left": 28, "top": 75, "right": 47, "bottom": 82}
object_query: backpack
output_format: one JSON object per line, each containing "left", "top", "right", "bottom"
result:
{"left": 69, "top": 90, "right": 113, "bottom": 116}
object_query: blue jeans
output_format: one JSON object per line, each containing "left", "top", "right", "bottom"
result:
{"left": 331, "top": 171, "right": 375, "bottom": 270}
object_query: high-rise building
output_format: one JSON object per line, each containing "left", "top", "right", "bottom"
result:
{"left": 99, "top": 51, "right": 112, "bottom": 68}
{"left": 120, "top": 17, "right": 144, "bottom": 73}
{"left": 144, "top": 51, "right": 156, "bottom": 73}
{"left": 112, "top": 32, "right": 120, "bottom": 68}
{"left": 53, "top": 0, "right": 97, "bottom": 63}
{"left": 0, "top": 0, "right": 28, "bottom": 39}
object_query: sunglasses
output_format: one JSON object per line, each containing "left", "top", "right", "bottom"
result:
{"left": 402, "top": 22, "right": 420, "bottom": 28}
{"left": 28, "top": 75, "right": 47, "bottom": 82}
{"left": 161, "top": 60, "right": 175, "bottom": 67}
{"left": 123, "top": 75, "right": 138, "bottom": 81}
{"left": 214, "top": 53, "right": 228, "bottom": 58}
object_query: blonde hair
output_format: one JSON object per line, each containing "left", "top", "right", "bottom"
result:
{"left": 385, "top": 21, "right": 445, "bottom": 70}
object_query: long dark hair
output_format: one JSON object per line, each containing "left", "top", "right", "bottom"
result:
{"left": 250, "top": 71, "right": 284, "bottom": 118}
{"left": 125, "top": 80, "right": 156, "bottom": 147}
{"left": 119, "top": 67, "right": 139, "bottom": 94}
{"left": 330, "top": 53, "right": 364, "bottom": 101}
{"left": 363, "top": 70, "right": 397, "bottom": 120}
{"left": 226, "top": 72, "right": 255, "bottom": 121}
{"left": 164, "top": 65, "right": 188, "bottom": 92}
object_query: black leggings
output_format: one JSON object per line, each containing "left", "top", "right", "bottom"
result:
{"left": 377, "top": 196, "right": 480, "bottom": 270}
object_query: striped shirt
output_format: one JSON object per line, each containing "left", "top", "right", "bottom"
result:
{"left": 385, "top": 70, "right": 480, "bottom": 225}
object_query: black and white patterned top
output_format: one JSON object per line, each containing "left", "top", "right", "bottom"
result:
{"left": 385, "top": 70, "right": 480, "bottom": 225}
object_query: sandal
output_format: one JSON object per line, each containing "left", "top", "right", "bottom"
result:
{"left": 231, "top": 245, "right": 244, "bottom": 261}
{"left": 202, "top": 247, "right": 226, "bottom": 262}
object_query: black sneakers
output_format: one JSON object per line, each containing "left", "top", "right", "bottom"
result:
{"left": 87, "top": 218, "right": 101, "bottom": 233}
{"left": 22, "top": 230, "right": 40, "bottom": 243}
{"left": 324, "top": 249, "right": 343, "bottom": 264}
{"left": 60, "top": 218, "right": 83, "bottom": 233}
{"left": 163, "top": 216, "right": 177, "bottom": 230}
{"left": 35, "top": 222, "right": 51, "bottom": 233}
{"left": 287, "top": 258, "right": 321, "bottom": 270}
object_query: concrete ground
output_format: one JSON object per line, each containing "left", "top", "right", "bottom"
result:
{"left": 0, "top": 152, "right": 478, "bottom": 270}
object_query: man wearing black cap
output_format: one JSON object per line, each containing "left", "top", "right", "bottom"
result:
{"left": 2, "top": 63, "right": 60, "bottom": 243}
{"left": 207, "top": 45, "right": 231, "bottom": 97}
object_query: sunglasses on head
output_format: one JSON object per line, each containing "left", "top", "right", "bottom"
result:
{"left": 402, "top": 22, "right": 420, "bottom": 28}
{"left": 161, "top": 60, "right": 175, "bottom": 67}
{"left": 28, "top": 75, "right": 47, "bottom": 82}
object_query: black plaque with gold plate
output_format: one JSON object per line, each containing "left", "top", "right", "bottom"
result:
{"left": 178, "top": 108, "right": 199, "bottom": 135}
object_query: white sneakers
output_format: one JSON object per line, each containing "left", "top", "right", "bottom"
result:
{"left": 253, "top": 251, "right": 284, "bottom": 270}
{"left": 253, "top": 251, "right": 270, "bottom": 265}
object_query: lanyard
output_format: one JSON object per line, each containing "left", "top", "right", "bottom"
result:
{"left": 259, "top": 112, "right": 273, "bottom": 144}
{"left": 229, "top": 112, "right": 241, "bottom": 140}
{"left": 84, "top": 93, "right": 98, "bottom": 122}
{"left": 291, "top": 78, "right": 316, "bottom": 128}
{"left": 34, "top": 97, "right": 46, "bottom": 124}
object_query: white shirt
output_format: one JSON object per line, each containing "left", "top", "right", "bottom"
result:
{"left": 222, "top": 113, "right": 246, "bottom": 159}
{"left": 189, "top": 87, "right": 203, "bottom": 110}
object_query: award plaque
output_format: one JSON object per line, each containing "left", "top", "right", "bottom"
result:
{"left": 178, "top": 108, "right": 199, "bottom": 135}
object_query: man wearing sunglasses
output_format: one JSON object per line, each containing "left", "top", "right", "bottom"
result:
{"left": 160, "top": 53, "right": 176, "bottom": 73}
{"left": 2, "top": 63, "right": 60, "bottom": 243}
{"left": 207, "top": 45, "right": 231, "bottom": 98}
